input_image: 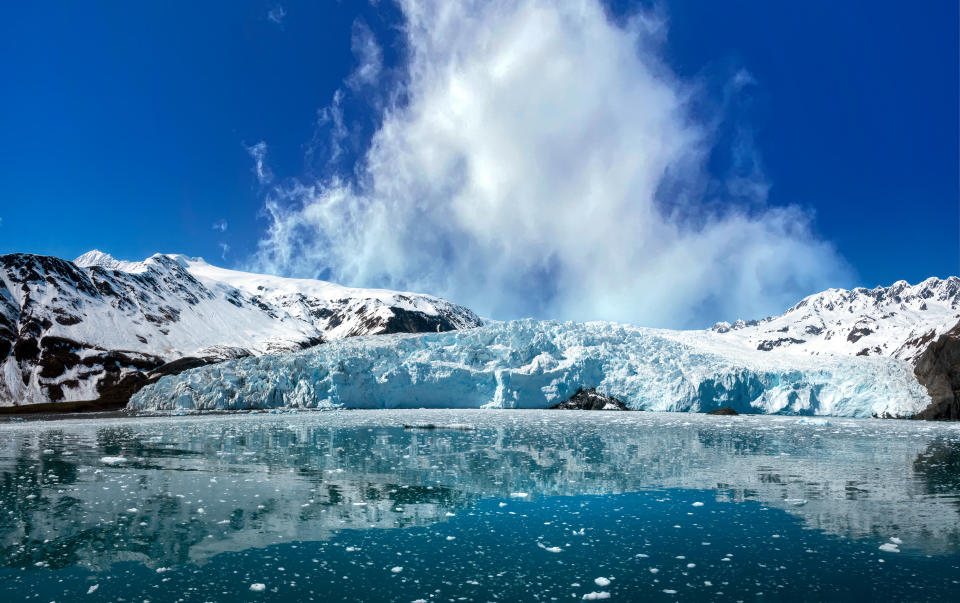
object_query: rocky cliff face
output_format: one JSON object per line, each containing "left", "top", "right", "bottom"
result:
{"left": 911, "top": 319, "right": 960, "bottom": 420}
{"left": 0, "top": 251, "right": 483, "bottom": 407}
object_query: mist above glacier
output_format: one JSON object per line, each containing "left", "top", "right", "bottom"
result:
{"left": 250, "top": 0, "right": 850, "bottom": 328}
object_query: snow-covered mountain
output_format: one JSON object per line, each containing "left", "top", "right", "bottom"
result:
{"left": 0, "top": 251, "right": 482, "bottom": 406}
{"left": 706, "top": 277, "right": 960, "bottom": 363}
{"left": 701, "top": 277, "right": 960, "bottom": 419}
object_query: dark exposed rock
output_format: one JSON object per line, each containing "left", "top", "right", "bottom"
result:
{"left": 756, "top": 337, "right": 806, "bottom": 351}
{"left": 847, "top": 326, "right": 875, "bottom": 343}
{"left": 706, "top": 407, "right": 739, "bottom": 416}
{"left": 37, "top": 336, "right": 82, "bottom": 378}
{"left": 296, "top": 337, "right": 325, "bottom": 350}
{"left": 912, "top": 320, "right": 960, "bottom": 421}
{"left": 379, "top": 307, "right": 464, "bottom": 335}
{"left": 550, "top": 388, "right": 630, "bottom": 410}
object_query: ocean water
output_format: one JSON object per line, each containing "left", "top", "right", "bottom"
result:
{"left": 2, "top": 410, "right": 960, "bottom": 601}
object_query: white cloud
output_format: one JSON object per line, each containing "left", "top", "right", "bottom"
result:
{"left": 251, "top": 0, "right": 850, "bottom": 328}
{"left": 314, "top": 89, "right": 348, "bottom": 165}
{"left": 212, "top": 219, "right": 228, "bottom": 232}
{"left": 244, "top": 141, "right": 273, "bottom": 185}
{"left": 219, "top": 242, "right": 230, "bottom": 260}
{"left": 346, "top": 20, "right": 383, "bottom": 90}
{"left": 267, "top": 4, "right": 286, "bottom": 25}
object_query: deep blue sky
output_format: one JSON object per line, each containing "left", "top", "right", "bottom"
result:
{"left": 1, "top": 0, "right": 956, "bottom": 290}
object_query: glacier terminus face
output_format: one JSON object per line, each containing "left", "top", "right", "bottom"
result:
{"left": 129, "top": 319, "right": 930, "bottom": 417}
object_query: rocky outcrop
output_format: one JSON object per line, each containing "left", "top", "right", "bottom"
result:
{"left": 706, "top": 407, "right": 739, "bottom": 415}
{"left": 550, "top": 388, "right": 630, "bottom": 410}
{"left": 912, "top": 320, "right": 960, "bottom": 421}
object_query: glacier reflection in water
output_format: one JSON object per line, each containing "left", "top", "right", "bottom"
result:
{"left": 2, "top": 410, "right": 960, "bottom": 601}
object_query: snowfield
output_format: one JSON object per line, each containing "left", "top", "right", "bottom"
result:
{"left": 130, "top": 319, "right": 930, "bottom": 417}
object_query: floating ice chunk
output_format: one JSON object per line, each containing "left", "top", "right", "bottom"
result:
{"left": 796, "top": 418, "right": 832, "bottom": 425}
{"left": 249, "top": 583, "right": 266, "bottom": 592}
{"left": 890, "top": 537, "right": 903, "bottom": 545}
{"left": 879, "top": 542, "right": 900, "bottom": 553}
{"left": 692, "top": 502, "right": 704, "bottom": 507}
{"left": 538, "top": 543, "right": 563, "bottom": 553}
{"left": 582, "top": 592, "right": 611, "bottom": 600}
{"left": 100, "top": 456, "right": 127, "bottom": 465}
{"left": 391, "top": 566, "right": 404, "bottom": 573}
{"left": 86, "top": 585, "right": 99, "bottom": 595}
{"left": 594, "top": 577, "right": 611, "bottom": 587}
{"left": 510, "top": 492, "right": 529, "bottom": 498}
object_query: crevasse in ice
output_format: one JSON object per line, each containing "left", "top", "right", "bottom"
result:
{"left": 128, "top": 319, "right": 929, "bottom": 417}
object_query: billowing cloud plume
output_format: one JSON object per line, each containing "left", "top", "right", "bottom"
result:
{"left": 251, "top": 0, "right": 851, "bottom": 328}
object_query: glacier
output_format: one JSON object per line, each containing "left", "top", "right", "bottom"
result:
{"left": 129, "top": 319, "right": 930, "bottom": 417}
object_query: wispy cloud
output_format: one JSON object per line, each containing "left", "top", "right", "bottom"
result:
{"left": 267, "top": 4, "right": 286, "bottom": 25}
{"left": 219, "top": 242, "right": 230, "bottom": 260}
{"left": 251, "top": 0, "right": 850, "bottom": 328}
{"left": 313, "top": 89, "right": 348, "bottom": 166}
{"left": 212, "top": 219, "right": 228, "bottom": 233}
{"left": 346, "top": 20, "right": 383, "bottom": 90}
{"left": 244, "top": 141, "right": 273, "bottom": 185}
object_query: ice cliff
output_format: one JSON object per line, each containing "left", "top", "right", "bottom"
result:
{"left": 129, "top": 319, "right": 929, "bottom": 417}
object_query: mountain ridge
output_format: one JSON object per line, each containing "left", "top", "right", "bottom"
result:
{"left": 708, "top": 276, "right": 960, "bottom": 363}
{"left": 1, "top": 251, "right": 482, "bottom": 407}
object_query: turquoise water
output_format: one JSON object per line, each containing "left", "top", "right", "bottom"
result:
{"left": 2, "top": 410, "right": 960, "bottom": 601}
